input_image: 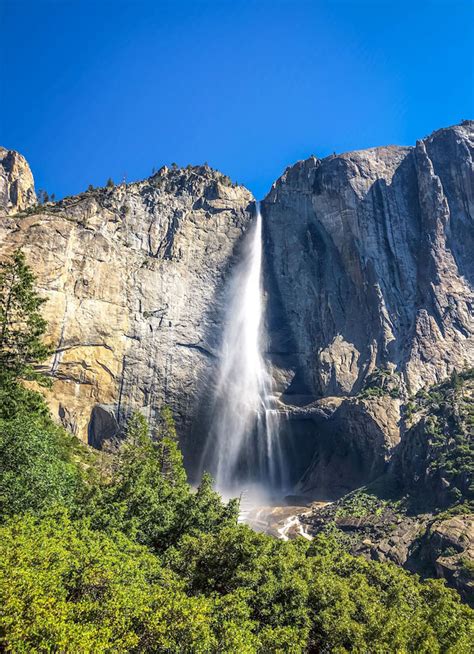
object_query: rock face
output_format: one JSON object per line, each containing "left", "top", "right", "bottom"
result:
{"left": 0, "top": 164, "right": 253, "bottom": 457}
{"left": 263, "top": 121, "right": 474, "bottom": 400}
{"left": 304, "top": 498, "right": 474, "bottom": 605}
{"left": 263, "top": 121, "right": 474, "bottom": 494}
{"left": 285, "top": 395, "right": 401, "bottom": 498}
{"left": 0, "top": 147, "right": 36, "bottom": 214}
{"left": 0, "top": 122, "right": 472, "bottom": 497}
{"left": 394, "top": 368, "right": 473, "bottom": 509}
{"left": 424, "top": 515, "right": 474, "bottom": 605}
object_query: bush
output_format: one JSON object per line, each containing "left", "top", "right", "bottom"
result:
{"left": 0, "top": 403, "right": 84, "bottom": 519}
{"left": 0, "top": 510, "right": 217, "bottom": 653}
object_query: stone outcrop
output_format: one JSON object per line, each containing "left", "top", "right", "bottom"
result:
{"left": 263, "top": 120, "right": 474, "bottom": 401}
{"left": 0, "top": 164, "right": 253, "bottom": 456}
{"left": 284, "top": 395, "right": 401, "bottom": 497}
{"left": 0, "top": 147, "right": 36, "bottom": 214}
{"left": 423, "top": 515, "right": 474, "bottom": 605}
{"left": 303, "top": 498, "right": 473, "bottom": 605}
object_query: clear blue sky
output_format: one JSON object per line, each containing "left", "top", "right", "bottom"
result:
{"left": 1, "top": 0, "right": 472, "bottom": 200}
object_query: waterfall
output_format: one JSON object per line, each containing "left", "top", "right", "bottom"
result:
{"left": 202, "top": 203, "right": 286, "bottom": 498}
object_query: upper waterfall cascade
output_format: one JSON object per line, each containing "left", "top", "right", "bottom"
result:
{"left": 202, "top": 204, "right": 287, "bottom": 497}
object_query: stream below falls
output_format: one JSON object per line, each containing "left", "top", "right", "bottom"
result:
{"left": 238, "top": 497, "right": 329, "bottom": 541}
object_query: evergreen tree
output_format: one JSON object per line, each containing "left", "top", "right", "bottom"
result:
{"left": 89, "top": 408, "right": 190, "bottom": 550}
{"left": 182, "top": 471, "right": 240, "bottom": 536}
{"left": 106, "top": 177, "right": 114, "bottom": 188}
{"left": 125, "top": 409, "right": 149, "bottom": 447}
{"left": 37, "top": 190, "right": 49, "bottom": 204}
{"left": 155, "top": 405, "right": 187, "bottom": 485}
{"left": 452, "top": 368, "right": 462, "bottom": 392}
{"left": 0, "top": 409, "right": 82, "bottom": 518}
{"left": 0, "top": 250, "right": 50, "bottom": 383}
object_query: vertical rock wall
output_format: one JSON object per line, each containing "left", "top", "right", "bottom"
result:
{"left": 0, "top": 164, "right": 254, "bottom": 457}
{"left": 263, "top": 121, "right": 474, "bottom": 400}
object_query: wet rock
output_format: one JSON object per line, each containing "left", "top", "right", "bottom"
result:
{"left": 286, "top": 395, "right": 401, "bottom": 497}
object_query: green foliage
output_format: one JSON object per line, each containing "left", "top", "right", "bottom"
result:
{"left": 460, "top": 556, "right": 474, "bottom": 581}
{"left": 0, "top": 250, "right": 50, "bottom": 384}
{"left": 0, "top": 510, "right": 217, "bottom": 653}
{"left": 0, "top": 401, "right": 84, "bottom": 520}
{"left": 0, "top": 262, "right": 472, "bottom": 652}
{"left": 359, "top": 366, "right": 401, "bottom": 400}
{"left": 407, "top": 368, "right": 474, "bottom": 507}
{"left": 305, "top": 538, "right": 473, "bottom": 652}
{"left": 0, "top": 375, "right": 50, "bottom": 420}
{"left": 183, "top": 471, "right": 240, "bottom": 535}
{"left": 88, "top": 409, "right": 237, "bottom": 552}
{"left": 87, "top": 409, "right": 190, "bottom": 550}
{"left": 106, "top": 177, "right": 114, "bottom": 188}
{"left": 0, "top": 398, "right": 472, "bottom": 652}
{"left": 333, "top": 489, "right": 390, "bottom": 519}
{"left": 405, "top": 399, "right": 417, "bottom": 419}
{"left": 165, "top": 525, "right": 473, "bottom": 652}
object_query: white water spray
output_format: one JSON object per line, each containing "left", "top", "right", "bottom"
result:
{"left": 202, "top": 204, "right": 286, "bottom": 497}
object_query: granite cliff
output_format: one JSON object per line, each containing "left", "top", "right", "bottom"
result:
{"left": 264, "top": 121, "right": 473, "bottom": 398}
{"left": 0, "top": 122, "right": 473, "bottom": 494}
{"left": 263, "top": 120, "right": 474, "bottom": 495}
{"left": 0, "top": 159, "right": 253, "bottom": 461}
{"left": 0, "top": 147, "right": 36, "bottom": 215}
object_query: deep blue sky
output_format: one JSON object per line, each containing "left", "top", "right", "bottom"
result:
{"left": 1, "top": 0, "right": 472, "bottom": 200}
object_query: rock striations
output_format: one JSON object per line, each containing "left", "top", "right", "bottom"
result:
{"left": 0, "top": 163, "right": 253, "bottom": 453}
{"left": 263, "top": 120, "right": 474, "bottom": 495}
{"left": 263, "top": 120, "right": 474, "bottom": 399}
{"left": 0, "top": 122, "right": 473, "bottom": 493}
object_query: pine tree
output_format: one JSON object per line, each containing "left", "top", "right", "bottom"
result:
{"left": 125, "top": 410, "right": 149, "bottom": 446}
{"left": 155, "top": 405, "right": 187, "bottom": 486}
{"left": 106, "top": 178, "right": 114, "bottom": 188}
{"left": 37, "top": 190, "right": 49, "bottom": 204}
{"left": 0, "top": 250, "right": 50, "bottom": 382}
{"left": 452, "top": 368, "right": 462, "bottom": 392}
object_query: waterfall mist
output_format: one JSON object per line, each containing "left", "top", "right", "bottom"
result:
{"left": 201, "top": 204, "right": 287, "bottom": 500}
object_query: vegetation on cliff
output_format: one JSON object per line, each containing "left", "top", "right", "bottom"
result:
{"left": 0, "top": 252, "right": 472, "bottom": 652}
{"left": 399, "top": 369, "right": 474, "bottom": 509}
{"left": 303, "top": 369, "right": 474, "bottom": 605}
